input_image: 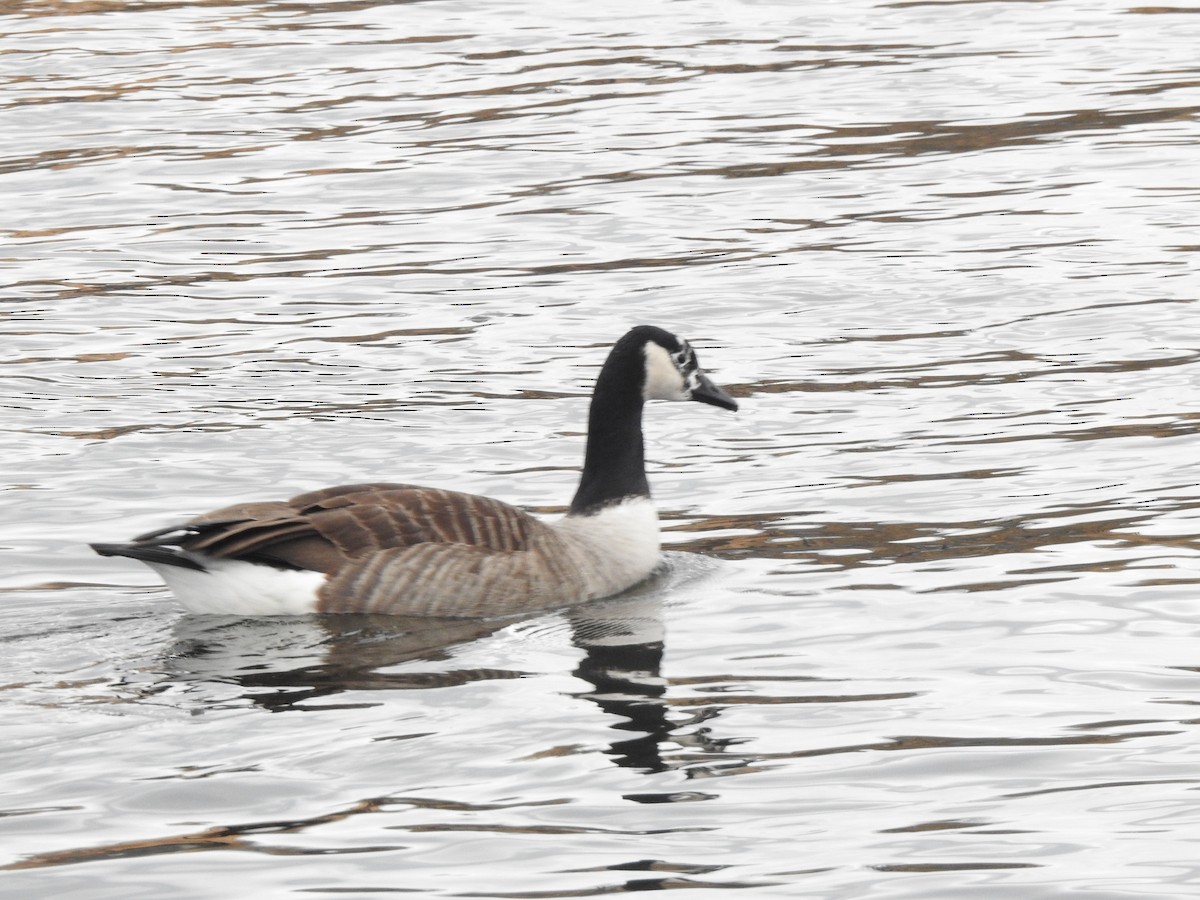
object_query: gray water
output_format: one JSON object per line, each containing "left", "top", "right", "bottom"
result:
{"left": 3, "top": 0, "right": 1200, "bottom": 896}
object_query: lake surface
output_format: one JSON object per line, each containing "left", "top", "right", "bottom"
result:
{"left": 3, "top": 0, "right": 1199, "bottom": 896}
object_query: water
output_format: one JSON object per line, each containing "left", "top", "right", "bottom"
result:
{"left": 3, "top": 0, "right": 1199, "bottom": 895}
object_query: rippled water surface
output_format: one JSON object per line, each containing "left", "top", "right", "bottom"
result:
{"left": 3, "top": 0, "right": 1200, "bottom": 896}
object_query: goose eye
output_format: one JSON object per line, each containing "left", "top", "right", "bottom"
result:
{"left": 671, "top": 346, "right": 702, "bottom": 393}
{"left": 672, "top": 342, "right": 696, "bottom": 372}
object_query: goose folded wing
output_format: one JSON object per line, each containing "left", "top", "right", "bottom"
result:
{"left": 135, "top": 482, "right": 547, "bottom": 574}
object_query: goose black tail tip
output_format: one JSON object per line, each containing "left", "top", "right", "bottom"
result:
{"left": 90, "top": 542, "right": 206, "bottom": 572}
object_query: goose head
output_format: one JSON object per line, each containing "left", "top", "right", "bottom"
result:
{"left": 635, "top": 326, "right": 739, "bottom": 411}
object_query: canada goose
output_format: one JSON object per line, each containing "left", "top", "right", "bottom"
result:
{"left": 91, "top": 326, "right": 738, "bottom": 617}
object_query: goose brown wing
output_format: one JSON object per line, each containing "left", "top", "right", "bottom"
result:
{"left": 140, "top": 483, "right": 547, "bottom": 574}
{"left": 318, "top": 537, "right": 580, "bottom": 617}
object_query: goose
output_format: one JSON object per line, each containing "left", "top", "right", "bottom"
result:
{"left": 91, "top": 325, "right": 738, "bottom": 617}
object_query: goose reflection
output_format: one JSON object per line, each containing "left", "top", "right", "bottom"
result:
{"left": 161, "top": 556, "right": 721, "bottom": 769}
{"left": 166, "top": 613, "right": 519, "bottom": 712}
{"left": 566, "top": 593, "right": 672, "bottom": 772}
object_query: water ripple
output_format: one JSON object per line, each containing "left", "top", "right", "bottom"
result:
{"left": 3, "top": 0, "right": 1200, "bottom": 895}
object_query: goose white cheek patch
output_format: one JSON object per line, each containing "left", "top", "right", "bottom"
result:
{"left": 642, "top": 342, "right": 689, "bottom": 401}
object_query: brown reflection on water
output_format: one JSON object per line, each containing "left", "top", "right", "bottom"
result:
{"left": 751, "top": 351, "right": 1200, "bottom": 396}
{"left": 521, "top": 103, "right": 1200, "bottom": 195}
{"left": 814, "top": 298, "right": 1194, "bottom": 344}
{"left": 670, "top": 727, "right": 1182, "bottom": 782}
{"left": 0, "top": 796, "right": 395, "bottom": 872}
{"left": 668, "top": 495, "right": 1200, "bottom": 572}
{"left": 7, "top": 0, "right": 435, "bottom": 19}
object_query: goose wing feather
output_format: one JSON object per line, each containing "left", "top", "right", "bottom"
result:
{"left": 137, "top": 483, "right": 549, "bottom": 575}
{"left": 319, "top": 536, "right": 581, "bottom": 617}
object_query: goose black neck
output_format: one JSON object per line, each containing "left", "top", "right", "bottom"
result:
{"left": 569, "top": 342, "right": 650, "bottom": 516}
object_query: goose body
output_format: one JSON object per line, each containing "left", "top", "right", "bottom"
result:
{"left": 92, "top": 326, "right": 737, "bottom": 617}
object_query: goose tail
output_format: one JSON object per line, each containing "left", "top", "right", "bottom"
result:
{"left": 90, "top": 542, "right": 207, "bottom": 572}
